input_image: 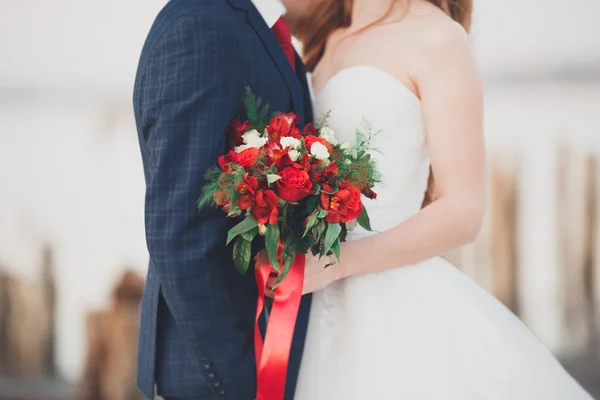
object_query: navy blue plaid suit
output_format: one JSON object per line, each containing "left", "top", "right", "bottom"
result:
{"left": 132, "top": 0, "right": 313, "bottom": 399}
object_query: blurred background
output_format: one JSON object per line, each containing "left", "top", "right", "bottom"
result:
{"left": 1, "top": 0, "right": 599, "bottom": 399}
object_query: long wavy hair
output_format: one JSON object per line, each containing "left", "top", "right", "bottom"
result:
{"left": 294, "top": 0, "right": 473, "bottom": 73}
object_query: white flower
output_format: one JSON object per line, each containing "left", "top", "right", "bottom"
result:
{"left": 280, "top": 136, "right": 301, "bottom": 150}
{"left": 242, "top": 129, "right": 268, "bottom": 148}
{"left": 288, "top": 149, "right": 301, "bottom": 162}
{"left": 310, "top": 142, "right": 330, "bottom": 160}
{"left": 318, "top": 126, "right": 338, "bottom": 145}
{"left": 340, "top": 141, "right": 357, "bottom": 157}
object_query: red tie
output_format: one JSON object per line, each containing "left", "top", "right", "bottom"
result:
{"left": 271, "top": 17, "right": 296, "bottom": 71}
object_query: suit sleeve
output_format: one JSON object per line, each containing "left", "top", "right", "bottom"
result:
{"left": 140, "top": 14, "right": 254, "bottom": 397}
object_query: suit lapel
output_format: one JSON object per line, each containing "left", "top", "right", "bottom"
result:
{"left": 226, "top": 0, "right": 305, "bottom": 120}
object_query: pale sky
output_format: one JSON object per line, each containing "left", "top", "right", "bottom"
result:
{"left": 0, "top": 0, "right": 599, "bottom": 93}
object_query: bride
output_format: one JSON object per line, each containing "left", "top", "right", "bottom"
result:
{"left": 278, "top": 0, "right": 595, "bottom": 398}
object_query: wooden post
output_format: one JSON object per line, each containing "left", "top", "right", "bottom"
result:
{"left": 488, "top": 162, "right": 519, "bottom": 312}
{"left": 557, "top": 147, "right": 594, "bottom": 355}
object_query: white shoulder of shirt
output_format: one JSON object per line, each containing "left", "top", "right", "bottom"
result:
{"left": 251, "top": 0, "right": 286, "bottom": 28}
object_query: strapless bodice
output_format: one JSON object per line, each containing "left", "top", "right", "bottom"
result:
{"left": 313, "top": 66, "right": 430, "bottom": 239}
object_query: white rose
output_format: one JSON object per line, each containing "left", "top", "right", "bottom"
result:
{"left": 318, "top": 127, "right": 338, "bottom": 145}
{"left": 288, "top": 149, "right": 300, "bottom": 162}
{"left": 280, "top": 136, "right": 301, "bottom": 150}
{"left": 310, "top": 142, "right": 330, "bottom": 160}
{"left": 242, "top": 129, "right": 268, "bottom": 148}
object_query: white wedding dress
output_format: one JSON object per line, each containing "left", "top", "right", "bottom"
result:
{"left": 294, "top": 66, "right": 593, "bottom": 400}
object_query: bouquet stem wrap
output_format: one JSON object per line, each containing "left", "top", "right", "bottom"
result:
{"left": 254, "top": 246, "right": 305, "bottom": 400}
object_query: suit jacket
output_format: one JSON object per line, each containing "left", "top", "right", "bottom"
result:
{"left": 132, "top": 0, "right": 314, "bottom": 398}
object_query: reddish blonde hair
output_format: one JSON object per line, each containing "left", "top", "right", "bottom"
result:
{"left": 295, "top": 0, "right": 473, "bottom": 72}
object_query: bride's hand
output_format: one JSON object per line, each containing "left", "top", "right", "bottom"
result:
{"left": 302, "top": 252, "right": 344, "bottom": 295}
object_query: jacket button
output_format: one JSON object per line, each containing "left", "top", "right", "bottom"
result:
{"left": 218, "top": 387, "right": 226, "bottom": 395}
{"left": 200, "top": 358, "right": 211, "bottom": 368}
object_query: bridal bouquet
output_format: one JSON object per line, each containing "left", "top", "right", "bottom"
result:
{"left": 198, "top": 88, "right": 380, "bottom": 400}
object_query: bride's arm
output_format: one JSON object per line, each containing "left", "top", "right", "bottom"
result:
{"left": 303, "top": 24, "right": 485, "bottom": 294}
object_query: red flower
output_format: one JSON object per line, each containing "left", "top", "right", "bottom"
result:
{"left": 226, "top": 119, "right": 248, "bottom": 150}
{"left": 236, "top": 147, "right": 260, "bottom": 169}
{"left": 303, "top": 123, "right": 318, "bottom": 137}
{"left": 311, "top": 160, "right": 339, "bottom": 184}
{"left": 276, "top": 165, "right": 313, "bottom": 202}
{"left": 279, "top": 112, "right": 300, "bottom": 127}
{"left": 320, "top": 183, "right": 363, "bottom": 224}
{"left": 362, "top": 187, "right": 378, "bottom": 200}
{"left": 266, "top": 112, "right": 301, "bottom": 141}
{"left": 304, "top": 135, "right": 332, "bottom": 153}
{"left": 218, "top": 150, "right": 239, "bottom": 172}
{"left": 265, "top": 141, "right": 292, "bottom": 169}
{"left": 236, "top": 173, "right": 259, "bottom": 210}
{"left": 266, "top": 117, "right": 291, "bottom": 141}
{"left": 252, "top": 189, "right": 279, "bottom": 225}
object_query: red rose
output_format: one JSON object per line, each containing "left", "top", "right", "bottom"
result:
{"left": 236, "top": 147, "right": 260, "bottom": 169}
{"left": 266, "top": 117, "right": 291, "bottom": 141}
{"left": 320, "top": 183, "right": 363, "bottom": 224}
{"left": 304, "top": 135, "right": 332, "bottom": 153}
{"left": 252, "top": 189, "right": 279, "bottom": 225}
{"left": 226, "top": 119, "right": 248, "bottom": 150}
{"left": 303, "top": 123, "right": 317, "bottom": 137}
{"left": 236, "top": 173, "right": 259, "bottom": 210}
{"left": 276, "top": 165, "right": 313, "bottom": 202}
{"left": 218, "top": 150, "right": 238, "bottom": 172}
{"left": 311, "top": 160, "right": 339, "bottom": 184}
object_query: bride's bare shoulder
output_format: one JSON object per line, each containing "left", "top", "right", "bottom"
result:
{"left": 397, "top": 2, "right": 470, "bottom": 50}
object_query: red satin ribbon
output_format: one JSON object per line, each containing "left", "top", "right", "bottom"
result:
{"left": 254, "top": 246, "right": 305, "bottom": 400}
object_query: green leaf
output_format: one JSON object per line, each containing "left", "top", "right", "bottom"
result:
{"left": 302, "top": 210, "right": 320, "bottom": 238}
{"left": 357, "top": 207, "right": 373, "bottom": 231}
{"left": 331, "top": 238, "right": 341, "bottom": 263}
{"left": 241, "top": 227, "right": 258, "bottom": 242}
{"left": 322, "top": 223, "right": 342, "bottom": 257}
{"left": 273, "top": 236, "right": 298, "bottom": 289}
{"left": 312, "top": 220, "right": 326, "bottom": 241}
{"left": 233, "top": 237, "right": 252, "bottom": 275}
{"left": 318, "top": 208, "right": 329, "bottom": 218}
{"left": 267, "top": 174, "right": 282, "bottom": 185}
{"left": 312, "top": 183, "right": 321, "bottom": 194}
{"left": 228, "top": 190, "right": 241, "bottom": 217}
{"left": 266, "top": 223, "right": 281, "bottom": 272}
{"left": 305, "top": 195, "right": 320, "bottom": 215}
{"left": 226, "top": 215, "right": 258, "bottom": 245}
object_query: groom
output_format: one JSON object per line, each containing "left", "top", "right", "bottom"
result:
{"left": 132, "top": 0, "right": 313, "bottom": 399}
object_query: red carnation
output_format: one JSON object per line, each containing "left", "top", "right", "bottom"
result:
{"left": 252, "top": 189, "right": 279, "bottom": 225}
{"left": 276, "top": 165, "right": 313, "bottom": 202}
{"left": 226, "top": 119, "right": 248, "bottom": 150}
{"left": 320, "top": 183, "right": 363, "bottom": 224}
{"left": 236, "top": 173, "right": 259, "bottom": 210}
